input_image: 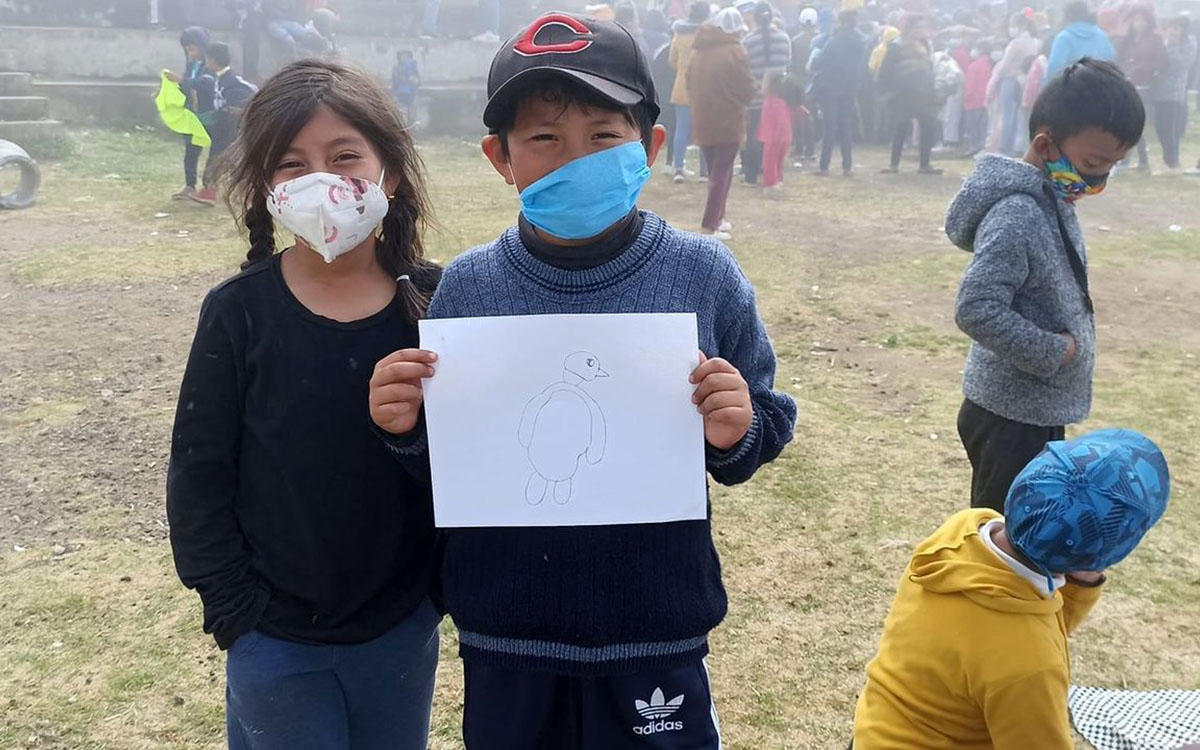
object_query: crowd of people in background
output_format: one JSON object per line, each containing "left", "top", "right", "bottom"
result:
{"left": 156, "top": 0, "right": 1200, "bottom": 230}
{"left": 619, "top": 0, "right": 1200, "bottom": 238}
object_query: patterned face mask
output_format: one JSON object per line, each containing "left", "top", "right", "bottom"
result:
{"left": 267, "top": 170, "right": 390, "bottom": 263}
{"left": 1043, "top": 146, "right": 1109, "bottom": 200}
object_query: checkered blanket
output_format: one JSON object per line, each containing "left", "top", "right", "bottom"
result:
{"left": 1070, "top": 686, "right": 1200, "bottom": 750}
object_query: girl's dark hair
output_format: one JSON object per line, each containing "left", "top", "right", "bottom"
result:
{"left": 1029, "top": 57, "right": 1145, "bottom": 147}
{"left": 223, "top": 59, "right": 437, "bottom": 320}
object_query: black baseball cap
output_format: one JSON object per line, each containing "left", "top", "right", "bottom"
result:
{"left": 483, "top": 12, "right": 660, "bottom": 130}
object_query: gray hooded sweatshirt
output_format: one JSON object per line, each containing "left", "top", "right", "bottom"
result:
{"left": 947, "top": 154, "right": 1095, "bottom": 427}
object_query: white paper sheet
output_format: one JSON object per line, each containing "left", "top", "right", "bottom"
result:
{"left": 420, "top": 313, "right": 708, "bottom": 528}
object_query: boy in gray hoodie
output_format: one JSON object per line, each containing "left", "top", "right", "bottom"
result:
{"left": 947, "top": 58, "right": 1145, "bottom": 512}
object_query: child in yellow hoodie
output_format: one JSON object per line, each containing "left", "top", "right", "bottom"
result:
{"left": 853, "top": 428, "right": 1170, "bottom": 750}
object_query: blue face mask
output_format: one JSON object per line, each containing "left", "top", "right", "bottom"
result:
{"left": 517, "top": 141, "right": 652, "bottom": 241}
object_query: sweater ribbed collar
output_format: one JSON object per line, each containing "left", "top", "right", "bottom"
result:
{"left": 498, "top": 211, "right": 669, "bottom": 299}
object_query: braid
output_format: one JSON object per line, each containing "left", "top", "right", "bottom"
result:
{"left": 241, "top": 199, "right": 276, "bottom": 270}
{"left": 378, "top": 196, "right": 431, "bottom": 320}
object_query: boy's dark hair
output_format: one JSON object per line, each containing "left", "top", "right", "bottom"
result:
{"left": 1062, "top": 1, "right": 1091, "bottom": 25}
{"left": 838, "top": 9, "right": 857, "bottom": 28}
{"left": 1029, "top": 58, "right": 1145, "bottom": 147}
{"left": 492, "top": 75, "right": 657, "bottom": 156}
{"left": 688, "top": 1, "right": 709, "bottom": 23}
{"left": 224, "top": 59, "right": 437, "bottom": 320}
{"left": 207, "top": 41, "right": 232, "bottom": 68}
{"left": 397, "top": 48, "right": 413, "bottom": 60}
{"left": 1169, "top": 15, "right": 1190, "bottom": 32}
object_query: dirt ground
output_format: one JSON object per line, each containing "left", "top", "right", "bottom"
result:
{"left": 1, "top": 129, "right": 1198, "bottom": 749}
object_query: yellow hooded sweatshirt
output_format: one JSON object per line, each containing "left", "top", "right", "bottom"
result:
{"left": 868, "top": 27, "right": 900, "bottom": 74}
{"left": 853, "top": 509, "right": 1103, "bottom": 750}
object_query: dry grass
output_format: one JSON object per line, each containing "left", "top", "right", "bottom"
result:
{"left": 1, "top": 128, "right": 1198, "bottom": 750}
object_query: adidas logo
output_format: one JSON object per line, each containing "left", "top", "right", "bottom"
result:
{"left": 632, "top": 688, "right": 684, "bottom": 735}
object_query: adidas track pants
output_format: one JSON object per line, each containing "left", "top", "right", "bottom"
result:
{"left": 462, "top": 658, "right": 722, "bottom": 749}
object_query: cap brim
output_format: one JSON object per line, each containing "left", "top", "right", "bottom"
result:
{"left": 483, "top": 67, "right": 645, "bottom": 130}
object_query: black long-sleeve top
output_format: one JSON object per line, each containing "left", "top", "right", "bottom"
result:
{"left": 166, "top": 253, "right": 439, "bottom": 649}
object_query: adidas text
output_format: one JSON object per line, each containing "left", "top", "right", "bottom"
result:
{"left": 632, "top": 720, "right": 684, "bottom": 735}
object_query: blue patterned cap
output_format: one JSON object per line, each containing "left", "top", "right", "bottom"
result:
{"left": 1005, "top": 429, "right": 1170, "bottom": 582}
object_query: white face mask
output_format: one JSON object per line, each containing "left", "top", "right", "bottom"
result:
{"left": 267, "top": 170, "right": 390, "bottom": 263}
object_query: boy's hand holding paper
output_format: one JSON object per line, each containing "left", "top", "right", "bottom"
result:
{"left": 691, "top": 353, "right": 753, "bottom": 451}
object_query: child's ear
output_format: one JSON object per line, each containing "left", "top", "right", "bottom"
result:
{"left": 1030, "top": 130, "right": 1056, "bottom": 162}
{"left": 481, "top": 135, "right": 515, "bottom": 185}
{"left": 384, "top": 172, "right": 401, "bottom": 197}
{"left": 644, "top": 124, "right": 669, "bottom": 169}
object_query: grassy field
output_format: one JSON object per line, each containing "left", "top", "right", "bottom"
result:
{"left": 1, "top": 127, "right": 1198, "bottom": 750}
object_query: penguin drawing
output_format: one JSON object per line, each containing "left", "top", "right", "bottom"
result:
{"left": 518, "top": 351, "right": 609, "bottom": 506}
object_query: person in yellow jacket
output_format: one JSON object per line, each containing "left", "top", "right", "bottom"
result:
{"left": 853, "top": 428, "right": 1170, "bottom": 750}
{"left": 669, "top": 1, "right": 711, "bottom": 182}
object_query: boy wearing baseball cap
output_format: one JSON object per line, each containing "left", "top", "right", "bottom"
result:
{"left": 368, "top": 11, "right": 797, "bottom": 749}
{"left": 852, "top": 428, "right": 1170, "bottom": 750}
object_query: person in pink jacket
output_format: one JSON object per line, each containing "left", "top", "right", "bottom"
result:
{"left": 962, "top": 40, "right": 993, "bottom": 155}
{"left": 758, "top": 71, "right": 794, "bottom": 191}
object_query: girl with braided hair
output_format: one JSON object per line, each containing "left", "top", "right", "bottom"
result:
{"left": 166, "top": 59, "right": 443, "bottom": 749}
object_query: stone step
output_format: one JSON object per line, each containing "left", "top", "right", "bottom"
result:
{"left": 0, "top": 119, "right": 65, "bottom": 143}
{"left": 0, "top": 72, "right": 32, "bottom": 95}
{"left": 0, "top": 95, "right": 49, "bottom": 120}
{"left": 0, "top": 49, "right": 14, "bottom": 72}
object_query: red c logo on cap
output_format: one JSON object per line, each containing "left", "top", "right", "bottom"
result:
{"left": 513, "top": 13, "right": 594, "bottom": 56}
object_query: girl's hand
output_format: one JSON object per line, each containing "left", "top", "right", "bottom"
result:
{"left": 369, "top": 349, "right": 438, "bottom": 435}
{"left": 690, "top": 352, "right": 753, "bottom": 452}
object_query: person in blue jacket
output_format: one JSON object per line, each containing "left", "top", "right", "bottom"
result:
{"left": 166, "top": 26, "right": 215, "bottom": 201}
{"left": 1047, "top": 1, "right": 1116, "bottom": 76}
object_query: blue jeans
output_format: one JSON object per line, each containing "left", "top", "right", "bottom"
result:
{"left": 226, "top": 599, "right": 441, "bottom": 750}
{"left": 671, "top": 106, "right": 708, "bottom": 174}
{"left": 963, "top": 108, "right": 988, "bottom": 155}
{"left": 996, "top": 76, "right": 1023, "bottom": 155}
{"left": 673, "top": 105, "right": 692, "bottom": 170}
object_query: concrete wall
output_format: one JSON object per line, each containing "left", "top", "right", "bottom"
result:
{"left": 31, "top": 78, "right": 488, "bottom": 136}
{"left": 0, "top": 25, "right": 497, "bottom": 84}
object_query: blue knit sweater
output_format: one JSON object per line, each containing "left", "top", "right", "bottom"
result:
{"left": 390, "top": 211, "right": 796, "bottom": 675}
